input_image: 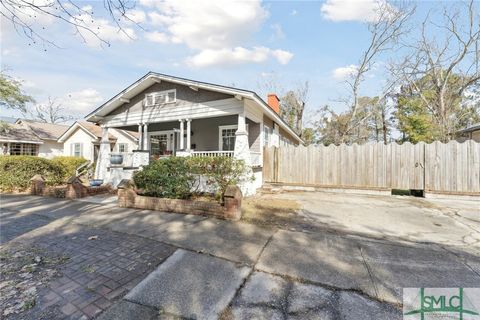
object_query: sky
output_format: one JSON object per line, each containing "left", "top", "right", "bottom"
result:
{"left": 0, "top": 0, "right": 467, "bottom": 125}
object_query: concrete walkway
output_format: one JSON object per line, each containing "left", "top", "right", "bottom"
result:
{"left": 1, "top": 194, "right": 479, "bottom": 319}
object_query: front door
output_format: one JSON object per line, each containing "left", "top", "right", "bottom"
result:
{"left": 149, "top": 131, "right": 174, "bottom": 158}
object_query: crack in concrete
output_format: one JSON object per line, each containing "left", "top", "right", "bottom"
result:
{"left": 358, "top": 245, "right": 380, "bottom": 299}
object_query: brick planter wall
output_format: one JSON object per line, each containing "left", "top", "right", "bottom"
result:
{"left": 117, "top": 180, "right": 242, "bottom": 221}
{"left": 30, "top": 175, "right": 112, "bottom": 199}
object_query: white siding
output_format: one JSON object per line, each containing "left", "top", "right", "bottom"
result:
{"left": 63, "top": 127, "right": 97, "bottom": 162}
{"left": 38, "top": 140, "right": 64, "bottom": 159}
{"left": 110, "top": 129, "right": 138, "bottom": 152}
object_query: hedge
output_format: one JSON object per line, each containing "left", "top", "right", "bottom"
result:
{"left": 0, "top": 156, "right": 65, "bottom": 191}
{"left": 51, "top": 156, "right": 88, "bottom": 181}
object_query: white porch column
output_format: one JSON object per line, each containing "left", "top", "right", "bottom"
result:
{"left": 234, "top": 112, "right": 251, "bottom": 166}
{"left": 179, "top": 119, "right": 185, "bottom": 150}
{"left": 95, "top": 126, "right": 110, "bottom": 181}
{"left": 186, "top": 119, "right": 191, "bottom": 150}
{"left": 137, "top": 123, "right": 143, "bottom": 150}
{"left": 143, "top": 123, "right": 148, "bottom": 150}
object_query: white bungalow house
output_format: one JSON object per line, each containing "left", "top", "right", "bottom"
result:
{"left": 1, "top": 120, "right": 68, "bottom": 158}
{"left": 57, "top": 121, "right": 139, "bottom": 163}
{"left": 85, "top": 72, "right": 303, "bottom": 194}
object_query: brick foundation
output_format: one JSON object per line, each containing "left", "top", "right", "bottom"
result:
{"left": 117, "top": 180, "right": 242, "bottom": 221}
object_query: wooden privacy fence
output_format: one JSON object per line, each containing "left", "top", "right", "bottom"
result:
{"left": 263, "top": 140, "right": 480, "bottom": 195}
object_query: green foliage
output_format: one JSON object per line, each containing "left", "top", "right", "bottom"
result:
{"left": 395, "top": 95, "right": 437, "bottom": 143}
{"left": 133, "top": 156, "right": 252, "bottom": 201}
{"left": 133, "top": 157, "right": 195, "bottom": 199}
{"left": 0, "top": 73, "right": 34, "bottom": 113}
{"left": 394, "top": 71, "right": 480, "bottom": 142}
{"left": 301, "top": 127, "right": 316, "bottom": 146}
{"left": 51, "top": 156, "right": 88, "bottom": 181}
{"left": 189, "top": 156, "right": 252, "bottom": 199}
{"left": 0, "top": 121, "right": 10, "bottom": 133}
{"left": 0, "top": 156, "right": 64, "bottom": 191}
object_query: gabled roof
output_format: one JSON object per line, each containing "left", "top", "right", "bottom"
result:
{"left": 57, "top": 121, "right": 139, "bottom": 143}
{"left": 0, "top": 124, "right": 44, "bottom": 144}
{"left": 15, "top": 119, "right": 69, "bottom": 140}
{"left": 85, "top": 72, "right": 303, "bottom": 143}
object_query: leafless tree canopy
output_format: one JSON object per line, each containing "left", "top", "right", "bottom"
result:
{"left": 0, "top": 0, "right": 139, "bottom": 47}
{"left": 335, "top": 2, "right": 415, "bottom": 143}
{"left": 281, "top": 81, "right": 309, "bottom": 134}
{"left": 27, "top": 96, "right": 73, "bottom": 123}
{"left": 391, "top": 0, "right": 480, "bottom": 140}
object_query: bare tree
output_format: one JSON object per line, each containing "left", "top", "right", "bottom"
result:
{"left": 257, "top": 74, "right": 309, "bottom": 135}
{"left": 281, "top": 81, "right": 309, "bottom": 134}
{"left": 340, "top": 1, "right": 415, "bottom": 143}
{"left": 391, "top": 0, "right": 480, "bottom": 141}
{"left": 0, "top": 0, "right": 140, "bottom": 48}
{"left": 28, "top": 97, "right": 73, "bottom": 123}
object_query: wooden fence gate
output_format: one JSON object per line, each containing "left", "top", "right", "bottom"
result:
{"left": 263, "top": 140, "right": 480, "bottom": 195}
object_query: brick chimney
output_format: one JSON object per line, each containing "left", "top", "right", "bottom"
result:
{"left": 267, "top": 93, "right": 280, "bottom": 114}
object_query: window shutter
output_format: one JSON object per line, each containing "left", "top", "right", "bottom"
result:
{"left": 80, "top": 143, "right": 83, "bottom": 157}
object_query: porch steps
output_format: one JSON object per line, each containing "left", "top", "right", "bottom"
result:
{"left": 258, "top": 184, "right": 283, "bottom": 194}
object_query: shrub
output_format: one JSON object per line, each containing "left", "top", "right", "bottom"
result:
{"left": 0, "top": 156, "right": 65, "bottom": 191}
{"left": 133, "top": 156, "right": 253, "bottom": 201}
{"left": 51, "top": 156, "right": 88, "bottom": 180}
{"left": 133, "top": 157, "right": 195, "bottom": 199}
{"left": 189, "top": 156, "right": 253, "bottom": 199}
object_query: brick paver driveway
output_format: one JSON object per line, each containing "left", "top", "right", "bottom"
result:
{"left": 1, "top": 195, "right": 174, "bottom": 319}
{"left": 1, "top": 193, "right": 479, "bottom": 320}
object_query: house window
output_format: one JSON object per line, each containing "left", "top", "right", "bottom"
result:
{"left": 263, "top": 125, "right": 272, "bottom": 147}
{"left": 72, "top": 143, "right": 83, "bottom": 157}
{"left": 219, "top": 125, "right": 237, "bottom": 151}
{"left": 9, "top": 143, "right": 38, "bottom": 156}
{"left": 118, "top": 143, "right": 128, "bottom": 153}
{"left": 145, "top": 89, "right": 176, "bottom": 107}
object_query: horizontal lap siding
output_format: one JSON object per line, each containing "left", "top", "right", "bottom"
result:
{"left": 104, "top": 98, "right": 243, "bottom": 127}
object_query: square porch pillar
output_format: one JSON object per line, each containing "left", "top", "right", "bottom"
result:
{"left": 234, "top": 112, "right": 251, "bottom": 166}
{"left": 95, "top": 126, "right": 111, "bottom": 180}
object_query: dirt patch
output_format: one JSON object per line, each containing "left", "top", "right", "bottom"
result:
{"left": 0, "top": 243, "right": 69, "bottom": 319}
{"left": 241, "top": 196, "right": 314, "bottom": 231}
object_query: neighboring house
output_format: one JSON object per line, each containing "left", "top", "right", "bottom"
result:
{"left": 15, "top": 119, "right": 68, "bottom": 158}
{"left": 57, "top": 121, "right": 139, "bottom": 163}
{"left": 85, "top": 72, "right": 303, "bottom": 194}
{"left": 456, "top": 123, "right": 480, "bottom": 142}
{"left": 0, "top": 120, "right": 68, "bottom": 158}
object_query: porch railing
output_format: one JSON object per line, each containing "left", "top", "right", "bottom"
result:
{"left": 109, "top": 150, "right": 263, "bottom": 167}
{"left": 191, "top": 151, "right": 234, "bottom": 158}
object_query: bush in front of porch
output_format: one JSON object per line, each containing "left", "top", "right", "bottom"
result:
{"left": 132, "top": 156, "right": 252, "bottom": 202}
{"left": 132, "top": 157, "right": 195, "bottom": 199}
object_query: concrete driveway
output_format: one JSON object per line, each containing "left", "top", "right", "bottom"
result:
{"left": 273, "top": 191, "right": 480, "bottom": 248}
{"left": 1, "top": 193, "right": 479, "bottom": 320}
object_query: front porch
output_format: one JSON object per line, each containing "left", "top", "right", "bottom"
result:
{"left": 106, "top": 115, "right": 262, "bottom": 168}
